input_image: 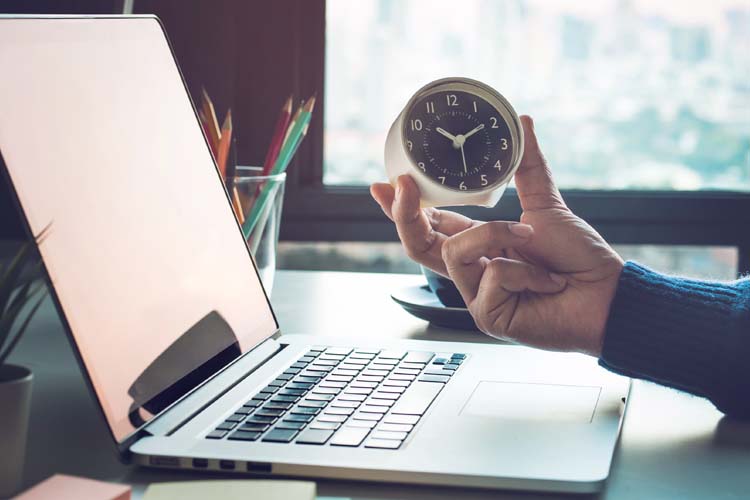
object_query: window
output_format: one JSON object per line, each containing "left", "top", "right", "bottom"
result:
{"left": 325, "top": 0, "right": 750, "bottom": 190}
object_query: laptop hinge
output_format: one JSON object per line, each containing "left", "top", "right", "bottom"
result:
{"left": 142, "top": 337, "right": 284, "bottom": 437}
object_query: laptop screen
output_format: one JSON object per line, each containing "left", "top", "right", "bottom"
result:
{"left": 0, "top": 17, "right": 278, "bottom": 443}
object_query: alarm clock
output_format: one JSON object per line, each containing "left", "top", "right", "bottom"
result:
{"left": 384, "top": 77, "right": 524, "bottom": 207}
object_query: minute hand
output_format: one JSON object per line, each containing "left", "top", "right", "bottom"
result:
{"left": 462, "top": 123, "right": 485, "bottom": 140}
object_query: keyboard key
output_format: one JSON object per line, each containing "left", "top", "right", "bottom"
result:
{"left": 378, "top": 423, "right": 413, "bottom": 433}
{"left": 359, "top": 404, "right": 388, "bottom": 414}
{"left": 325, "top": 407, "right": 354, "bottom": 416}
{"left": 247, "top": 415, "right": 276, "bottom": 424}
{"left": 296, "top": 428, "right": 335, "bottom": 445}
{"left": 350, "top": 381, "right": 378, "bottom": 389}
{"left": 251, "top": 392, "right": 271, "bottom": 401}
{"left": 298, "top": 356, "right": 316, "bottom": 363}
{"left": 243, "top": 399, "right": 263, "bottom": 408}
{"left": 388, "top": 374, "right": 415, "bottom": 381}
{"left": 275, "top": 421, "right": 306, "bottom": 431}
{"left": 404, "top": 351, "right": 435, "bottom": 364}
{"left": 319, "top": 353, "right": 346, "bottom": 361}
{"left": 216, "top": 422, "right": 237, "bottom": 431}
{"left": 400, "top": 362, "right": 426, "bottom": 370}
{"left": 284, "top": 414, "right": 314, "bottom": 423}
{"left": 279, "top": 388, "right": 306, "bottom": 396}
{"left": 309, "top": 345, "right": 327, "bottom": 352}
{"left": 330, "top": 400, "right": 360, "bottom": 408}
{"left": 314, "top": 359, "right": 339, "bottom": 367}
{"left": 298, "top": 399, "right": 328, "bottom": 408}
{"left": 309, "top": 421, "right": 341, "bottom": 430}
{"left": 319, "top": 381, "right": 346, "bottom": 389}
{"left": 326, "top": 374, "right": 353, "bottom": 382}
{"left": 306, "top": 393, "right": 335, "bottom": 402}
{"left": 268, "top": 378, "right": 286, "bottom": 387}
{"left": 235, "top": 406, "right": 254, "bottom": 415}
{"left": 276, "top": 373, "right": 294, "bottom": 381}
{"left": 291, "top": 406, "right": 321, "bottom": 416}
{"left": 358, "top": 375, "right": 384, "bottom": 383}
{"left": 372, "top": 358, "right": 398, "bottom": 366}
{"left": 384, "top": 414, "right": 419, "bottom": 425}
{"left": 371, "top": 430, "right": 408, "bottom": 441}
{"left": 347, "top": 419, "right": 377, "bottom": 429}
{"left": 259, "top": 386, "right": 278, "bottom": 395}
{"left": 312, "top": 387, "right": 341, "bottom": 395}
{"left": 330, "top": 427, "right": 370, "bottom": 447}
{"left": 264, "top": 401, "right": 293, "bottom": 410}
{"left": 307, "top": 365, "right": 333, "bottom": 373}
{"left": 225, "top": 413, "right": 246, "bottom": 423}
{"left": 263, "top": 428, "right": 299, "bottom": 443}
{"left": 239, "top": 423, "right": 269, "bottom": 432}
{"left": 229, "top": 430, "right": 261, "bottom": 441}
{"left": 255, "top": 409, "right": 284, "bottom": 417}
{"left": 423, "top": 369, "right": 452, "bottom": 377}
{"left": 305, "top": 350, "right": 321, "bottom": 357}
{"left": 391, "top": 381, "right": 443, "bottom": 416}
{"left": 443, "top": 364, "right": 459, "bottom": 371}
{"left": 290, "top": 362, "right": 308, "bottom": 370}
{"left": 339, "top": 393, "right": 367, "bottom": 402}
{"left": 345, "top": 387, "right": 373, "bottom": 395}
{"left": 377, "top": 386, "right": 406, "bottom": 394}
{"left": 353, "top": 412, "right": 382, "bottom": 421}
{"left": 332, "top": 369, "right": 359, "bottom": 377}
{"left": 326, "top": 347, "right": 353, "bottom": 356}
{"left": 394, "top": 368, "right": 421, "bottom": 376}
{"left": 343, "top": 358, "right": 369, "bottom": 366}
{"left": 206, "top": 430, "right": 227, "bottom": 439}
{"left": 338, "top": 364, "right": 364, "bottom": 371}
{"left": 451, "top": 353, "right": 467, "bottom": 360}
{"left": 272, "top": 395, "right": 299, "bottom": 403}
{"left": 418, "top": 374, "right": 450, "bottom": 383}
{"left": 295, "top": 375, "right": 321, "bottom": 384}
{"left": 317, "top": 414, "right": 348, "bottom": 423}
{"left": 365, "top": 398, "right": 394, "bottom": 407}
{"left": 350, "top": 352, "right": 376, "bottom": 360}
{"left": 382, "top": 379, "right": 410, "bottom": 387}
{"left": 365, "top": 438, "right": 401, "bottom": 449}
{"left": 287, "top": 382, "right": 313, "bottom": 390}
{"left": 378, "top": 350, "right": 406, "bottom": 360}
{"left": 363, "top": 369, "right": 390, "bottom": 377}
{"left": 432, "top": 357, "right": 448, "bottom": 365}
{"left": 371, "top": 392, "right": 400, "bottom": 400}
{"left": 283, "top": 368, "right": 301, "bottom": 376}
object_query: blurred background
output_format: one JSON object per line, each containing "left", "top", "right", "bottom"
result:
{"left": 1, "top": 0, "right": 748, "bottom": 280}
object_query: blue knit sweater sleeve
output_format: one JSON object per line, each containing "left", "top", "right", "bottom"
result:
{"left": 599, "top": 261, "right": 750, "bottom": 418}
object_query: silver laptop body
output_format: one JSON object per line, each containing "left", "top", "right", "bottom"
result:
{"left": 0, "top": 15, "right": 629, "bottom": 494}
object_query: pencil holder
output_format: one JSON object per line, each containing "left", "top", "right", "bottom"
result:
{"left": 233, "top": 166, "right": 286, "bottom": 293}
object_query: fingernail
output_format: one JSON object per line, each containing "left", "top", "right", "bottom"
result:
{"left": 549, "top": 273, "right": 566, "bottom": 286}
{"left": 509, "top": 223, "right": 533, "bottom": 237}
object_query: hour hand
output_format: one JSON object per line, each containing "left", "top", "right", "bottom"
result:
{"left": 435, "top": 127, "right": 458, "bottom": 143}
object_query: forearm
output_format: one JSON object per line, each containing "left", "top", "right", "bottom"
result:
{"left": 599, "top": 262, "right": 750, "bottom": 418}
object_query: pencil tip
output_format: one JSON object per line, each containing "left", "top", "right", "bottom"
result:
{"left": 305, "top": 95, "right": 317, "bottom": 112}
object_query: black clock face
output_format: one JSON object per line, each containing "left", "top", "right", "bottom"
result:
{"left": 403, "top": 90, "right": 514, "bottom": 191}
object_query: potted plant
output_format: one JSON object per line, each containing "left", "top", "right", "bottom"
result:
{"left": 0, "top": 232, "right": 48, "bottom": 498}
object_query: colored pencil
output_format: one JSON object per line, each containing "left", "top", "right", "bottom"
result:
{"left": 242, "top": 96, "right": 315, "bottom": 238}
{"left": 217, "top": 109, "right": 233, "bottom": 179}
{"left": 285, "top": 95, "right": 316, "bottom": 165}
{"left": 232, "top": 185, "right": 245, "bottom": 226}
{"left": 261, "top": 96, "right": 293, "bottom": 177}
{"left": 200, "top": 87, "right": 221, "bottom": 156}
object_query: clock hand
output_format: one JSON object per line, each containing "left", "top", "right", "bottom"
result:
{"left": 462, "top": 123, "right": 485, "bottom": 140}
{"left": 460, "top": 142, "right": 468, "bottom": 174}
{"left": 436, "top": 127, "right": 461, "bottom": 148}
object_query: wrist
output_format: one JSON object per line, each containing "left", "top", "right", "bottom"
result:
{"left": 588, "top": 257, "right": 624, "bottom": 357}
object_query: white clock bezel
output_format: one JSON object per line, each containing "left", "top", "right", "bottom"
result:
{"left": 384, "top": 77, "right": 524, "bottom": 207}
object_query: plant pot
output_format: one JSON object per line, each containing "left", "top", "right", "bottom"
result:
{"left": 0, "top": 364, "right": 33, "bottom": 498}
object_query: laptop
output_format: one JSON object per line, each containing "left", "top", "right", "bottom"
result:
{"left": 0, "top": 15, "right": 629, "bottom": 493}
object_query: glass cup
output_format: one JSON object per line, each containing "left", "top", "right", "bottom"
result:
{"left": 232, "top": 166, "right": 286, "bottom": 293}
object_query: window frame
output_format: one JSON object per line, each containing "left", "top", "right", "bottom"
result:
{"left": 280, "top": 1, "right": 750, "bottom": 274}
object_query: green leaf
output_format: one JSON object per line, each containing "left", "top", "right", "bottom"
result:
{"left": 0, "top": 286, "right": 47, "bottom": 366}
{"left": 0, "top": 241, "right": 35, "bottom": 314}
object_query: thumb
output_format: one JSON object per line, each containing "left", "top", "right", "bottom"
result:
{"left": 513, "top": 115, "right": 566, "bottom": 211}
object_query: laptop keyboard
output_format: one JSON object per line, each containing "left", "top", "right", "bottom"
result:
{"left": 205, "top": 346, "right": 466, "bottom": 449}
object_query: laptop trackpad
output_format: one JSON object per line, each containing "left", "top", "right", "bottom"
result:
{"left": 461, "top": 381, "right": 601, "bottom": 423}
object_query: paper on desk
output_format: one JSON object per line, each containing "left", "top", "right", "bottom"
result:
{"left": 142, "top": 480, "right": 315, "bottom": 500}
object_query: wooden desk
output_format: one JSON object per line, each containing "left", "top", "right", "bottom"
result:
{"left": 10, "top": 270, "right": 750, "bottom": 499}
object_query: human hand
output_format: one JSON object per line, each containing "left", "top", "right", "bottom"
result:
{"left": 370, "top": 116, "right": 623, "bottom": 356}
